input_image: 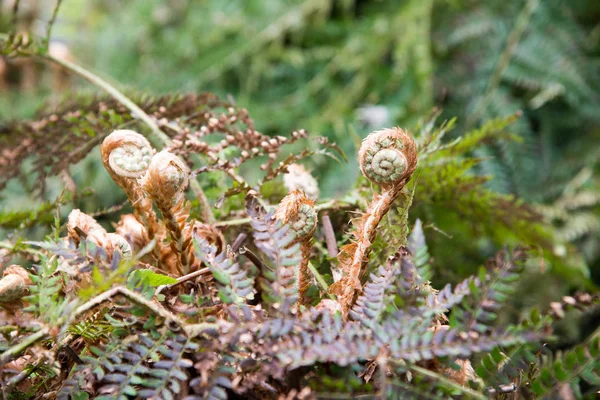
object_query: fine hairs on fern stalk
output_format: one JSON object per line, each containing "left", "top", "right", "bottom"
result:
{"left": 331, "top": 128, "right": 417, "bottom": 316}
{"left": 275, "top": 190, "right": 317, "bottom": 306}
{"left": 100, "top": 130, "right": 161, "bottom": 247}
{"left": 142, "top": 150, "right": 196, "bottom": 276}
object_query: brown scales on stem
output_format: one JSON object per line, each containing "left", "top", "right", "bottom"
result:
{"left": 330, "top": 127, "right": 418, "bottom": 317}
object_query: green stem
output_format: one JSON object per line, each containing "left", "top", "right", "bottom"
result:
{"left": 41, "top": 54, "right": 215, "bottom": 223}
{"left": 408, "top": 365, "right": 487, "bottom": 400}
{"left": 42, "top": 54, "right": 170, "bottom": 146}
{"left": 34, "top": 0, "right": 222, "bottom": 229}
{"left": 467, "top": 0, "right": 540, "bottom": 127}
{"left": 45, "top": 0, "right": 63, "bottom": 45}
{"left": 0, "top": 328, "right": 48, "bottom": 367}
{"left": 307, "top": 261, "right": 335, "bottom": 299}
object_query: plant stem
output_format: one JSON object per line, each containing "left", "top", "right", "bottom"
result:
{"left": 42, "top": 54, "right": 170, "bottom": 145}
{"left": 321, "top": 213, "right": 338, "bottom": 258}
{"left": 467, "top": 0, "right": 540, "bottom": 126}
{"left": 0, "top": 283, "right": 232, "bottom": 366}
{"left": 45, "top": 0, "right": 63, "bottom": 45}
{"left": 41, "top": 54, "right": 215, "bottom": 223}
{"left": 409, "top": 365, "right": 487, "bottom": 400}
{"left": 307, "top": 261, "right": 335, "bottom": 299}
{"left": 155, "top": 267, "right": 211, "bottom": 297}
{"left": 0, "top": 328, "right": 48, "bottom": 367}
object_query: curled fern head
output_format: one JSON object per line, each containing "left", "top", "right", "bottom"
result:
{"left": 142, "top": 150, "right": 190, "bottom": 203}
{"left": 66, "top": 209, "right": 105, "bottom": 246}
{"left": 101, "top": 129, "right": 153, "bottom": 178}
{"left": 283, "top": 164, "right": 320, "bottom": 200}
{"left": 0, "top": 265, "right": 31, "bottom": 309}
{"left": 192, "top": 222, "right": 225, "bottom": 254}
{"left": 115, "top": 214, "right": 147, "bottom": 251}
{"left": 275, "top": 190, "right": 317, "bottom": 240}
{"left": 358, "top": 127, "right": 417, "bottom": 187}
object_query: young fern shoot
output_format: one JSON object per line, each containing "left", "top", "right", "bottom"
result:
{"left": 0, "top": 266, "right": 31, "bottom": 314}
{"left": 66, "top": 209, "right": 132, "bottom": 260}
{"left": 274, "top": 190, "right": 317, "bottom": 306}
{"left": 142, "top": 150, "right": 196, "bottom": 276}
{"left": 100, "top": 130, "right": 161, "bottom": 251}
{"left": 330, "top": 128, "right": 417, "bottom": 317}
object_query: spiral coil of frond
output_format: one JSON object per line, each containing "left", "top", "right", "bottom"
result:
{"left": 283, "top": 164, "right": 320, "bottom": 200}
{"left": 66, "top": 209, "right": 132, "bottom": 262}
{"left": 0, "top": 265, "right": 31, "bottom": 313}
{"left": 358, "top": 127, "right": 417, "bottom": 188}
{"left": 102, "top": 130, "right": 153, "bottom": 179}
{"left": 67, "top": 209, "right": 104, "bottom": 246}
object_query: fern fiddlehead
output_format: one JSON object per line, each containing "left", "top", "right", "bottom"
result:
{"left": 100, "top": 130, "right": 161, "bottom": 251}
{"left": 0, "top": 265, "right": 31, "bottom": 313}
{"left": 332, "top": 128, "right": 417, "bottom": 317}
{"left": 104, "top": 130, "right": 153, "bottom": 178}
{"left": 142, "top": 150, "right": 196, "bottom": 275}
{"left": 275, "top": 190, "right": 317, "bottom": 306}
{"left": 66, "top": 209, "right": 132, "bottom": 260}
{"left": 359, "top": 130, "right": 414, "bottom": 186}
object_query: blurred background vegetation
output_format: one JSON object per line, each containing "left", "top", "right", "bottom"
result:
{"left": 1, "top": 0, "right": 599, "bottom": 341}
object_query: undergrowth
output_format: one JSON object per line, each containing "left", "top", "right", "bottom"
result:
{"left": 1, "top": 3, "right": 599, "bottom": 399}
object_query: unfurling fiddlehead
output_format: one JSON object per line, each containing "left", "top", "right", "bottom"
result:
{"left": 283, "top": 164, "right": 320, "bottom": 200}
{"left": 66, "top": 209, "right": 132, "bottom": 261}
{"left": 358, "top": 128, "right": 417, "bottom": 187}
{"left": 275, "top": 190, "right": 317, "bottom": 306}
{"left": 100, "top": 130, "right": 161, "bottom": 247}
{"left": 330, "top": 128, "right": 417, "bottom": 317}
{"left": 142, "top": 150, "right": 196, "bottom": 276}
{"left": 115, "top": 214, "right": 148, "bottom": 252}
{"left": 0, "top": 265, "right": 31, "bottom": 313}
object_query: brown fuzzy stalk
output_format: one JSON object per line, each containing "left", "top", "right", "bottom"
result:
{"left": 274, "top": 190, "right": 317, "bottom": 306}
{"left": 142, "top": 150, "right": 197, "bottom": 276}
{"left": 0, "top": 265, "right": 31, "bottom": 313}
{"left": 330, "top": 128, "right": 417, "bottom": 317}
{"left": 100, "top": 130, "right": 161, "bottom": 246}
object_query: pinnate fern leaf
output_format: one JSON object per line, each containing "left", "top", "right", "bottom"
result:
{"left": 246, "top": 197, "right": 301, "bottom": 310}
{"left": 193, "top": 237, "right": 254, "bottom": 304}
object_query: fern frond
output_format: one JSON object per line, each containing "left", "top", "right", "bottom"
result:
{"left": 85, "top": 329, "right": 194, "bottom": 400}
{"left": 247, "top": 198, "right": 301, "bottom": 311}
{"left": 407, "top": 219, "right": 432, "bottom": 281}
{"left": 193, "top": 237, "right": 254, "bottom": 305}
{"left": 349, "top": 253, "right": 401, "bottom": 324}
{"left": 530, "top": 337, "right": 600, "bottom": 398}
{"left": 450, "top": 249, "right": 524, "bottom": 334}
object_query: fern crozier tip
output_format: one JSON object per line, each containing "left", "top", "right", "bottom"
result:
{"left": 102, "top": 129, "right": 153, "bottom": 178}
{"left": 358, "top": 127, "right": 417, "bottom": 187}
